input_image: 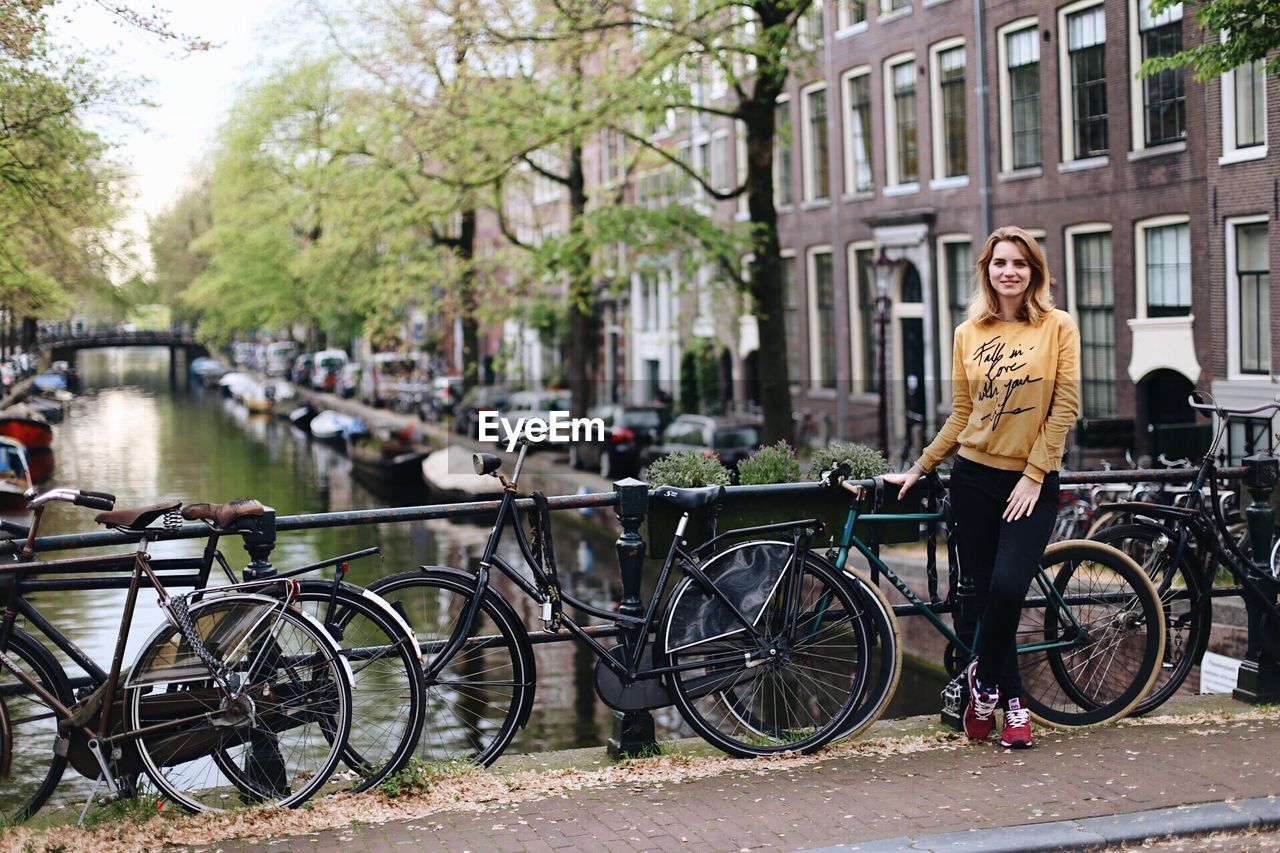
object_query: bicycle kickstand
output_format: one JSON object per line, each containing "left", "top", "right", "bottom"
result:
{"left": 77, "top": 738, "right": 123, "bottom": 824}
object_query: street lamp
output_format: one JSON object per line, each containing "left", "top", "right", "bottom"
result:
{"left": 871, "top": 246, "right": 901, "bottom": 456}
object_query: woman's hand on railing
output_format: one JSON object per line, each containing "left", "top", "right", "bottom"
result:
{"left": 883, "top": 463, "right": 925, "bottom": 501}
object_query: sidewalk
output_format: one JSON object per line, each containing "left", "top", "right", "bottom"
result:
{"left": 212, "top": 695, "right": 1278, "bottom": 852}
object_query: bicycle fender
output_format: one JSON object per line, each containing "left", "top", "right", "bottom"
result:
{"left": 412, "top": 565, "right": 538, "bottom": 731}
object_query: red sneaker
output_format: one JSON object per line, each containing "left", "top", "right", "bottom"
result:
{"left": 963, "top": 661, "right": 999, "bottom": 741}
{"left": 1000, "top": 697, "right": 1033, "bottom": 748}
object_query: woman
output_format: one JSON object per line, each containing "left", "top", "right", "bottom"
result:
{"left": 885, "top": 226, "right": 1080, "bottom": 749}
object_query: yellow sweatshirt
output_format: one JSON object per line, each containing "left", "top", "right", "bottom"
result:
{"left": 917, "top": 308, "right": 1081, "bottom": 483}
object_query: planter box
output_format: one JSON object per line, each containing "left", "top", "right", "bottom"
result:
{"left": 646, "top": 480, "right": 937, "bottom": 558}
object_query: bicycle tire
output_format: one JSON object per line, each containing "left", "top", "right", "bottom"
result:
{"left": 662, "top": 542, "right": 867, "bottom": 757}
{"left": 124, "top": 594, "right": 352, "bottom": 813}
{"left": 832, "top": 562, "right": 902, "bottom": 741}
{"left": 293, "top": 581, "right": 425, "bottom": 793}
{"left": 1017, "top": 540, "right": 1165, "bottom": 727}
{"left": 0, "top": 628, "right": 71, "bottom": 822}
{"left": 1090, "top": 523, "right": 1210, "bottom": 716}
{"left": 366, "top": 567, "right": 535, "bottom": 767}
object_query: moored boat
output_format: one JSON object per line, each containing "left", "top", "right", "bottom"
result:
{"left": 0, "top": 405, "right": 52, "bottom": 449}
{"left": 421, "top": 446, "right": 505, "bottom": 502}
{"left": 0, "top": 436, "right": 34, "bottom": 511}
{"left": 310, "top": 410, "right": 366, "bottom": 446}
{"left": 347, "top": 424, "right": 428, "bottom": 492}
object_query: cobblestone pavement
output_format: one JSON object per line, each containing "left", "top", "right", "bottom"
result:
{"left": 219, "top": 699, "right": 1280, "bottom": 852}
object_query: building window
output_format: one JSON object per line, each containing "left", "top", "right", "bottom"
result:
{"left": 933, "top": 43, "right": 967, "bottom": 178}
{"left": 1065, "top": 5, "right": 1108, "bottom": 160}
{"left": 887, "top": 58, "right": 918, "bottom": 185}
{"left": 1223, "top": 58, "right": 1267, "bottom": 157}
{"left": 774, "top": 99, "right": 793, "bottom": 206}
{"left": 885, "top": 0, "right": 909, "bottom": 12}
{"left": 1235, "top": 221, "right": 1270, "bottom": 375}
{"left": 1004, "top": 25, "right": 1041, "bottom": 169}
{"left": 782, "top": 254, "right": 802, "bottom": 382}
{"left": 802, "top": 85, "right": 831, "bottom": 202}
{"left": 677, "top": 141, "right": 694, "bottom": 203}
{"left": 1136, "top": 0, "right": 1185, "bottom": 147}
{"left": 710, "top": 132, "right": 729, "bottom": 192}
{"left": 853, "top": 247, "right": 877, "bottom": 392}
{"left": 837, "top": 0, "right": 866, "bottom": 29}
{"left": 800, "top": 0, "right": 825, "bottom": 48}
{"left": 843, "top": 70, "right": 874, "bottom": 193}
{"left": 1139, "top": 220, "right": 1190, "bottom": 317}
{"left": 938, "top": 238, "right": 972, "bottom": 379}
{"left": 810, "top": 249, "right": 837, "bottom": 388}
{"left": 1071, "top": 229, "right": 1115, "bottom": 417}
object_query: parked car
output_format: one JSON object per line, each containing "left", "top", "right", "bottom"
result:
{"left": 311, "top": 349, "right": 348, "bottom": 393}
{"left": 639, "top": 414, "right": 761, "bottom": 479}
{"left": 264, "top": 341, "right": 297, "bottom": 377}
{"left": 360, "top": 352, "right": 422, "bottom": 408}
{"left": 453, "top": 384, "right": 514, "bottom": 437}
{"left": 419, "top": 375, "right": 463, "bottom": 422}
{"left": 568, "top": 405, "right": 670, "bottom": 479}
{"left": 495, "top": 389, "right": 571, "bottom": 449}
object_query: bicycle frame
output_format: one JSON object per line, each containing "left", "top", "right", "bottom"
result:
{"left": 425, "top": 449, "right": 826, "bottom": 688}
{"left": 826, "top": 493, "right": 1086, "bottom": 663}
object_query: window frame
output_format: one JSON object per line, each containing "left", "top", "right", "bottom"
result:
{"left": 929, "top": 37, "right": 969, "bottom": 187}
{"left": 1128, "top": 0, "right": 1186, "bottom": 152}
{"left": 835, "top": 0, "right": 868, "bottom": 37}
{"left": 846, "top": 240, "right": 876, "bottom": 394}
{"left": 883, "top": 52, "right": 920, "bottom": 193}
{"left": 1065, "top": 222, "right": 1117, "bottom": 418}
{"left": 997, "top": 18, "right": 1042, "bottom": 174}
{"left": 800, "top": 81, "right": 832, "bottom": 203}
{"left": 840, "top": 65, "right": 875, "bottom": 195}
{"left": 774, "top": 95, "right": 795, "bottom": 208}
{"left": 1220, "top": 44, "right": 1268, "bottom": 164}
{"left": 1133, "top": 214, "right": 1192, "bottom": 319}
{"left": 935, "top": 234, "right": 973, "bottom": 381}
{"left": 781, "top": 249, "right": 802, "bottom": 386}
{"left": 1225, "top": 215, "right": 1271, "bottom": 379}
{"left": 1057, "top": 0, "right": 1109, "bottom": 166}
{"left": 798, "top": 0, "right": 826, "bottom": 50}
{"left": 806, "top": 245, "right": 838, "bottom": 390}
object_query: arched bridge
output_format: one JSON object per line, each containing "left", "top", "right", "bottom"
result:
{"left": 40, "top": 329, "right": 209, "bottom": 363}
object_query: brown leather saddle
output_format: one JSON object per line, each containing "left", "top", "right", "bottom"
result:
{"left": 181, "top": 498, "right": 265, "bottom": 529}
{"left": 94, "top": 500, "right": 181, "bottom": 532}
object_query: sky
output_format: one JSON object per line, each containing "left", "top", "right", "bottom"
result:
{"left": 48, "top": 0, "right": 311, "bottom": 276}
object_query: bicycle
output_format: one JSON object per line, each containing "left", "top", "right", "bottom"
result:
{"left": 0, "top": 489, "right": 353, "bottom": 821}
{"left": 1089, "top": 392, "right": 1280, "bottom": 715}
{"left": 364, "top": 437, "right": 899, "bottom": 762}
{"left": 818, "top": 464, "right": 1166, "bottom": 735}
{"left": 179, "top": 499, "right": 426, "bottom": 795}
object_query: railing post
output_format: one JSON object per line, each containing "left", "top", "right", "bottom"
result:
{"left": 237, "top": 507, "right": 278, "bottom": 581}
{"left": 608, "top": 478, "right": 656, "bottom": 758}
{"left": 1234, "top": 452, "right": 1280, "bottom": 703}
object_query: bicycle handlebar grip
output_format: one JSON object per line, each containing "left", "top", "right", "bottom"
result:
{"left": 73, "top": 493, "right": 115, "bottom": 511}
{"left": 80, "top": 490, "right": 116, "bottom": 505}
{"left": 0, "top": 519, "right": 29, "bottom": 536}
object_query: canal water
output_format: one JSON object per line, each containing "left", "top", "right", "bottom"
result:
{"left": 29, "top": 348, "right": 944, "bottom": 761}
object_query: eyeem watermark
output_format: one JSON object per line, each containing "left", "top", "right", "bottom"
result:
{"left": 478, "top": 411, "right": 604, "bottom": 452}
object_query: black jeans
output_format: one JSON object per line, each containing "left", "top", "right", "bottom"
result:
{"left": 948, "top": 455, "right": 1060, "bottom": 700}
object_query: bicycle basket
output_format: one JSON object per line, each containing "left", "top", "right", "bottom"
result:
{"left": 664, "top": 540, "right": 790, "bottom": 653}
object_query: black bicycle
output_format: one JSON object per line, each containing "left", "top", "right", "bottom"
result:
{"left": 1090, "top": 392, "right": 1280, "bottom": 715}
{"left": 365, "top": 437, "right": 899, "bottom": 762}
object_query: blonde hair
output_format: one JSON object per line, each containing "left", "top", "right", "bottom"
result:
{"left": 966, "top": 225, "right": 1054, "bottom": 326}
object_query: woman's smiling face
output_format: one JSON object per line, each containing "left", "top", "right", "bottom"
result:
{"left": 988, "top": 239, "right": 1032, "bottom": 311}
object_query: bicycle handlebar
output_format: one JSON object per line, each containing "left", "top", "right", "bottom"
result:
{"left": 0, "top": 519, "right": 28, "bottom": 537}
{"left": 27, "top": 488, "right": 118, "bottom": 511}
{"left": 1188, "top": 391, "right": 1280, "bottom": 419}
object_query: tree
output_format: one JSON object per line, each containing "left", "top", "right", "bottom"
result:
{"left": 1142, "top": 0, "right": 1280, "bottom": 79}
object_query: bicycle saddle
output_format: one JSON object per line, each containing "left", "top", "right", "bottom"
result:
{"left": 181, "top": 498, "right": 265, "bottom": 528}
{"left": 94, "top": 500, "right": 181, "bottom": 532}
{"left": 650, "top": 485, "right": 724, "bottom": 511}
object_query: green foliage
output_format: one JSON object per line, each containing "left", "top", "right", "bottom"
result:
{"left": 807, "top": 441, "right": 891, "bottom": 481}
{"left": 646, "top": 449, "right": 732, "bottom": 487}
{"left": 377, "top": 758, "right": 474, "bottom": 799}
{"left": 738, "top": 440, "right": 802, "bottom": 485}
{"left": 1141, "top": 0, "right": 1280, "bottom": 80}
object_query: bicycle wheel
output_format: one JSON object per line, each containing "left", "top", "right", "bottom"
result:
{"left": 124, "top": 594, "right": 352, "bottom": 813}
{"left": 1017, "top": 540, "right": 1165, "bottom": 727}
{"left": 833, "top": 563, "right": 902, "bottom": 740}
{"left": 0, "top": 628, "right": 71, "bottom": 822}
{"left": 662, "top": 541, "right": 867, "bottom": 757}
{"left": 366, "top": 568, "right": 534, "bottom": 767}
{"left": 294, "top": 581, "right": 424, "bottom": 793}
{"left": 1090, "top": 523, "right": 1209, "bottom": 715}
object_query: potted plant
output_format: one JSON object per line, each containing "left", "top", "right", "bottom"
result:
{"left": 807, "top": 441, "right": 931, "bottom": 544}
